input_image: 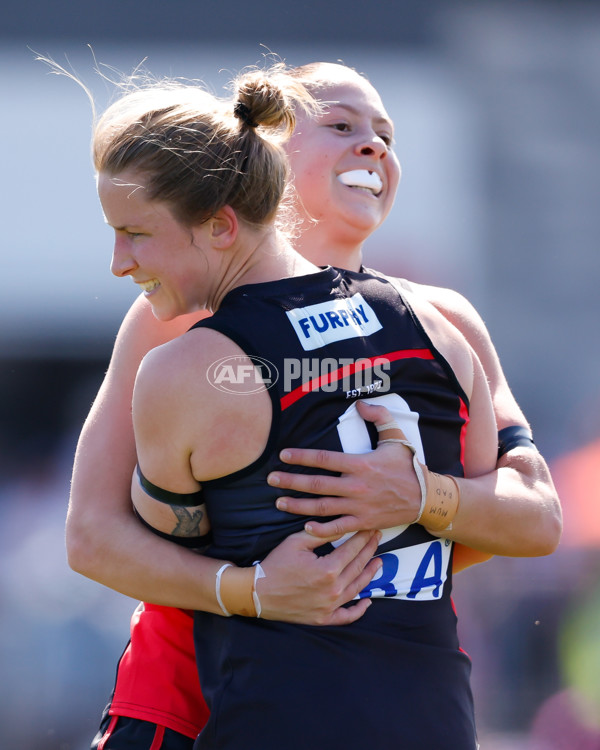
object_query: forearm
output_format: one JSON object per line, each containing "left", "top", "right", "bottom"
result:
{"left": 270, "top": 402, "right": 561, "bottom": 560}
{"left": 435, "top": 448, "right": 562, "bottom": 556}
{"left": 67, "top": 490, "right": 380, "bottom": 624}
{"left": 67, "top": 395, "right": 379, "bottom": 622}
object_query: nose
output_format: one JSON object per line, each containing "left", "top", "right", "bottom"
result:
{"left": 355, "top": 133, "right": 388, "bottom": 160}
{"left": 110, "top": 235, "right": 138, "bottom": 278}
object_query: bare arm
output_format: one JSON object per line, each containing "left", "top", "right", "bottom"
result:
{"left": 267, "top": 283, "right": 562, "bottom": 558}
{"left": 67, "top": 295, "right": 219, "bottom": 608}
{"left": 67, "top": 295, "right": 381, "bottom": 624}
{"left": 422, "top": 283, "right": 561, "bottom": 555}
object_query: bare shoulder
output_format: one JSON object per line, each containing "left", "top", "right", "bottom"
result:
{"left": 134, "top": 327, "right": 272, "bottom": 482}
{"left": 105, "top": 295, "right": 211, "bottom": 394}
{"left": 122, "top": 294, "right": 211, "bottom": 351}
{"left": 397, "top": 278, "right": 526, "bottom": 427}
{"left": 399, "top": 283, "right": 475, "bottom": 401}
{"left": 400, "top": 281, "right": 497, "bottom": 474}
{"left": 134, "top": 326, "right": 240, "bottom": 411}
{"left": 403, "top": 280, "right": 490, "bottom": 349}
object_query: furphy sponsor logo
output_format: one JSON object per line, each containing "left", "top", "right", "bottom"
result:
{"left": 286, "top": 293, "right": 383, "bottom": 351}
{"left": 207, "top": 356, "right": 279, "bottom": 394}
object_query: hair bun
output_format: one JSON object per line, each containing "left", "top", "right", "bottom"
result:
{"left": 233, "top": 101, "right": 258, "bottom": 129}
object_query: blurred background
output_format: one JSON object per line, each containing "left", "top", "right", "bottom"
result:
{"left": 1, "top": 0, "right": 599, "bottom": 747}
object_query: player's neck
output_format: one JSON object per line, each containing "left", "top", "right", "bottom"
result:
{"left": 295, "top": 233, "right": 363, "bottom": 273}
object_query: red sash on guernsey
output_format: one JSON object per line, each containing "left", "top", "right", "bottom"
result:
{"left": 110, "top": 603, "right": 208, "bottom": 739}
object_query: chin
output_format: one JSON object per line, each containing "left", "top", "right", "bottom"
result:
{"left": 150, "top": 305, "right": 178, "bottom": 322}
{"left": 346, "top": 211, "right": 384, "bottom": 237}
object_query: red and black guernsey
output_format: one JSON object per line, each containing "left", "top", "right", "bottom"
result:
{"left": 107, "top": 604, "right": 208, "bottom": 740}
{"left": 188, "top": 266, "right": 478, "bottom": 750}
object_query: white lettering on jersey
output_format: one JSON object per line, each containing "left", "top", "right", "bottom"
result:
{"left": 286, "top": 293, "right": 383, "bottom": 351}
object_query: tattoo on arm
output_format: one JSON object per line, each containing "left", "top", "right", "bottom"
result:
{"left": 171, "top": 505, "right": 206, "bottom": 537}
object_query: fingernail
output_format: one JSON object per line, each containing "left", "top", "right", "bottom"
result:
{"left": 375, "top": 530, "right": 382, "bottom": 543}
{"left": 268, "top": 473, "right": 280, "bottom": 487}
{"left": 280, "top": 450, "right": 291, "bottom": 461}
{"left": 276, "top": 498, "right": 287, "bottom": 511}
{"left": 305, "top": 522, "right": 313, "bottom": 534}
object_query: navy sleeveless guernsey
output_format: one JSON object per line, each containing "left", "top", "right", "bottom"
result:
{"left": 188, "top": 266, "right": 477, "bottom": 749}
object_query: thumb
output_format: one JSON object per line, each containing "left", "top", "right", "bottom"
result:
{"left": 356, "top": 400, "right": 408, "bottom": 444}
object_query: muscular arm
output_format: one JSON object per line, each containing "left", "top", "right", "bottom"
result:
{"left": 67, "top": 295, "right": 380, "bottom": 624}
{"left": 422, "top": 283, "right": 561, "bottom": 555}
{"left": 269, "top": 283, "right": 562, "bottom": 558}
{"left": 66, "top": 296, "right": 221, "bottom": 608}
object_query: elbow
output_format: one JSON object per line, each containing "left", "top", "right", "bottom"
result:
{"left": 542, "top": 507, "right": 563, "bottom": 556}
{"left": 530, "top": 498, "right": 563, "bottom": 557}
{"left": 540, "top": 482, "right": 564, "bottom": 555}
{"left": 502, "top": 456, "right": 563, "bottom": 557}
{"left": 65, "top": 510, "right": 103, "bottom": 578}
{"left": 65, "top": 537, "right": 93, "bottom": 578}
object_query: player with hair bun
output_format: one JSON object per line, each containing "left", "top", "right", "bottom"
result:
{"left": 60, "top": 60, "right": 560, "bottom": 749}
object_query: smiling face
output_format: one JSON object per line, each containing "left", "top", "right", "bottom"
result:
{"left": 285, "top": 65, "right": 401, "bottom": 268}
{"left": 98, "top": 170, "right": 211, "bottom": 321}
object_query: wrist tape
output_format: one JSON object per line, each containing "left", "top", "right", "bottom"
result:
{"left": 418, "top": 471, "right": 460, "bottom": 532}
{"left": 398, "top": 444, "right": 460, "bottom": 532}
{"left": 376, "top": 419, "right": 460, "bottom": 532}
{"left": 215, "top": 562, "right": 265, "bottom": 618}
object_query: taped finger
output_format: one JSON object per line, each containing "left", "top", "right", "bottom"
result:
{"left": 375, "top": 420, "right": 407, "bottom": 443}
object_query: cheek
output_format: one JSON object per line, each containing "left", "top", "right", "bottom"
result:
{"left": 289, "top": 140, "right": 328, "bottom": 190}
{"left": 388, "top": 154, "right": 401, "bottom": 191}
{"left": 292, "top": 162, "right": 332, "bottom": 209}
{"left": 393, "top": 157, "right": 402, "bottom": 183}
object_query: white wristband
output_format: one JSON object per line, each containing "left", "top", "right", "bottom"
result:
{"left": 215, "top": 563, "right": 233, "bottom": 617}
{"left": 252, "top": 562, "right": 266, "bottom": 618}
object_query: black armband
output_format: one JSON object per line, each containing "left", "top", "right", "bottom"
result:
{"left": 136, "top": 464, "right": 205, "bottom": 507}
{"left": 497, "top": 425, "right": 536, "bottom": 460}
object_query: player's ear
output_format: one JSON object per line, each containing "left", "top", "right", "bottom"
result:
{"left": 196, "top": 205, "right": 238, "bottom": 250}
